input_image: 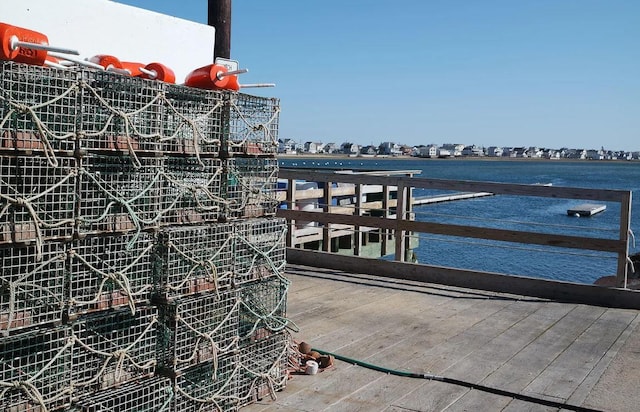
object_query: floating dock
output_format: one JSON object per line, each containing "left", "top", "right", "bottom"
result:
{"left": 413, "top": 191, "right": 494, "bottom": 205}
{"left": 567, "top": 203, "right": 607, "bottom": 217}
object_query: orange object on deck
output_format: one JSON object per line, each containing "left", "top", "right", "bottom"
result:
{"left": 0, "top": 22, "right": 49, "bottom": 65}
{"left": 89, "top": 54, "right": 124, "bottom": 70}
{"left": 121, "top": 61, "right": 145, "bottom": 76}
{"left": 141, "top": 62, "right": 176, "bottom": 83}
{"left": 184, "top": 64, "right": 232, "bottom": 90}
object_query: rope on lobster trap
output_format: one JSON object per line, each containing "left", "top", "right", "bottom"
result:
{"left": 173, "top": 299, "right": 242, "bottom": 379}
{"left": 71, "top": 316, "right": 158, "bottom": 388}
{"left": 165, "top": 235, "right": 234, "bottom": 296}
{"left": 0, "top": 252, "right": 66, "bottom": 335}
{"left": 0, "top": 169, "right": 76, "bottom": 260}
{"left": 67, "top": 243, "right": 155, "bottom": 315}
{"left": 0, "top": 336, "right": 75, "bottom": 412}
{"left": 227, "top": 97, "right": 280, "bottom": 153}
{"left": 0, "top": 83, "right": 79, "bottom": 168}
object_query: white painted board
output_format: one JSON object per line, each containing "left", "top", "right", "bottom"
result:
{"left": 0, "top": 0, "right": 215, "bottom": 82}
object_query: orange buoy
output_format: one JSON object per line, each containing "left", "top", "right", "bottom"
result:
{"left": 121, "top": 61, "right": 145, "bottom": 76}
{"left": 140, "top": 62, "right": 176, "bottom": 83}
{"left": 225, "top": 73, "right": 240, "bottom": 91}
{"left": 0, "top": 22, "right": 49, "bottom": 65}
{"left": 89, "top": 54, "right": 124, "bottom": 70}
{"left": 184, "top": 64, "right": 232, "bottom": 90}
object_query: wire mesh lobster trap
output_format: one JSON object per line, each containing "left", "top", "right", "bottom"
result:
{"left": 160, "top": 156, "right": 224, "bottom": 226}
{"left": 157, "top": 288, "right": 239, "bottom": 373}
{"left": 66, "top": 231, "right": 154, "bottom": 317}
{"left": 237, "top": 331, "right": 292, "bottom": 408}
{"left": 0, "top": 61, "right": 78, "bottom": 160}
{"left": 70, "top": 376, "right": 174, "bottom": 412}
{"left": 71, "top": 305, "right": 158, "bottom": 395}
{"left": 0, "top": 242, "right": 65, "bottom": 335}
{"left": 0, "top": 154, "right": 76, "bottom": 246}
{"left": 162, "top": 84, "right": 223, "bottom": 157}
{"left": 153, "top": 224, "right": 235, "bottom": 300}
{"left": 0, "top": 326, "right": 73, "bottom": 411}
{"left": 172, "top": 354, "right": 240, "bottom": 412}
{"left": 224, "top": 93, "right": 279, "bottom": 157}
{"left": 77, "top": 154, "right": 163, "bottom": 235}
{"left": 238, "top": 276, "right": 290, "bottom": 342}
{"left": 234, "top": 217, "right": 287, "bottom": 285}
{"left": 78, "top": 69, "right": 162, "bottom": 155}
{"left": 224, "top": 157, "right": 279, "bottom": 219}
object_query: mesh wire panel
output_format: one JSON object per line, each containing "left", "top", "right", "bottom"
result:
{"left": 173, "top": 354, "right": 239, "bottom": 412}
{"left": 162, "top": 84, "right": 223, "bottom": 156}
{"left": 0, "top": 326, "right": 73, "bottom": 411}
{"left": 234, "top": 217, "right": 287, "bottom": 285}
{"left": 71, "top": 306, "right": 157, "bottom": 394}
{"left": 238, "top": 276, "right": 289, "bottom": 341}
{"left": 0, "top": 61, "right": 77, "bottom": 156}
{"left": 0, "top": 242, "right": 65, "bottom": 334}
{"left": 237, "top": 331, "right": 291, "bottom": 408}
{"left": 225, "top": 93, "right": 279, "bottom": 157}
{"left": 67, "top": 232, "right": 154, "bottom": 316}
{"left": 160, "top": 157, "right": 224, "bottom": 226}
{"left": 224, "top": 157, "right": 279, "bottom": 219}
{"left": 157, "top": 289, "right": 239, "bottom": 372}
{"left": 153, "top": 224, "right": 234, "bottom": 300}
{"left": 70, "top": 376, "right": 174, "bottom": 412}
{"left": 78, "top": 69, "right": 162, "bottom": 154}
{"left": 0, "top": 154, "right": 76, "bottom": 245}
{"left": 77, "top": 154, "right": 162, "bottom": 235}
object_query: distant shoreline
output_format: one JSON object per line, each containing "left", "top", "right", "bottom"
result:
{"left": 276, "top": 154, "right": 637, "bottom": 163}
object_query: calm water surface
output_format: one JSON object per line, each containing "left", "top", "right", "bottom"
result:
{"left": 279, "top": 158, "right": 640, "bottom": 284}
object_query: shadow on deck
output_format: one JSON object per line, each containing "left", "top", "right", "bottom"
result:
{"left": 243, "top": 265, "right": 640, "bottom": 412}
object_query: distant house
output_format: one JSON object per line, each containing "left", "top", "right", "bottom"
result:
{"left": 360, "top": 145, "right": 378, "bottom": 156}
{"left": 304, "top": 141, "right": 324, "bottom": 154}
{"left": 417, "top": 144, "right": 438, "bottom": 158}
{"left": 378, "top": 142, "right": 403, "bottom": 156}
{"left": 566, "top": 149, "right": 587, "bottom": 159}
{"left": 461, "top": 145, "right": 484, "bottom": 157}
{"left": 278, "top": 138, "right": 297, "bottom": 154}
{"left": 512, "top": 147, "right": 528, "bottom": 158}
{"left": 586, "top": 149, "right": 604, "bottom": 160}
{"left": 441, "top": 143, "right": 465, "bottom": 157}
{"left": 341, "top": 142, "right": 360, "bottom": 155}
{"left": 527, "top": 147, "right": 543, "bottom": 158}
{"left": 486, "top": 146, "right": 503, "bottom": 157}
{"left": 323, "top": 142, "right": 338, "bottom": 154}
{"left": 542, "top": 148, "right": 560, "bottom": 159}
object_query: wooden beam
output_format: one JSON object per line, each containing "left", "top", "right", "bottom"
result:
{"left": 208, "top": 0, "right": 231, "bottom": 59}
{"left": 286, "top": 249, "right": 640, "bottom": 310}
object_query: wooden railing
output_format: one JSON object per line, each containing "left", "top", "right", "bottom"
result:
{"left": 276, "top": 169, "right": 634, "bottom": 294}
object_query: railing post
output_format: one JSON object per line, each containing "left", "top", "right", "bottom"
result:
{"left": 354, "top": 183, "right": 363, "bottom": 256}
{"left": 394, "top": 182, "right": 407, "bottom": 262}
{"left": 322, "top": 180, "right": 333, "bottom": 252}
{"left": 285, "top": 177, "right": 295, "bottom": 248}
{"left": 381, "top": 184, "right": 390, "bottom": 255}
{"left": 616, "top": 191, "right": 632, "bottom": 287}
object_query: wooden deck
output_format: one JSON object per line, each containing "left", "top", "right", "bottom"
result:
{"left": 243, "top": 265, "right": 640, "bottom": 412}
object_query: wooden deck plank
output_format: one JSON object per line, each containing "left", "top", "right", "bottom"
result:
{"left": 240, "top": 265, "right": 640, "bottom": 412}
{"left": 523, "top": 308, "right": 638, "bottom": 401}
{"left": 477, "top": 304, "right": 607, "bottom": 392}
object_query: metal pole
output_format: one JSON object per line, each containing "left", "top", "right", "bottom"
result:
{"left": 208, "top": 0, "right": 232, "bottom": 59}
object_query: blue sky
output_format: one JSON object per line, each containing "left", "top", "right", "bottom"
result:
{"left": 115, "top": 0, "right": 639, "bottom": 151}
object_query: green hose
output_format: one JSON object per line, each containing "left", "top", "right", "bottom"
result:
{"left": 312, "top": 348, "right": 603, "bottom": 412}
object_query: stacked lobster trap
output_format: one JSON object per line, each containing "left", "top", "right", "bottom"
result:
{"left": 0, "top": 60, "right": 293, "bottom": 412}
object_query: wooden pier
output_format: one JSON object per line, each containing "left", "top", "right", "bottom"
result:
{"left": 413, "top": 191, "right": 494, "bottom": 205}
{"left": 243, "top": 265, "right": 640, "bottom": 412}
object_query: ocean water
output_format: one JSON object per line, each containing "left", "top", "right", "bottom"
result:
{"left": 279, "top": 157, "right": 640, "bottom": 284}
